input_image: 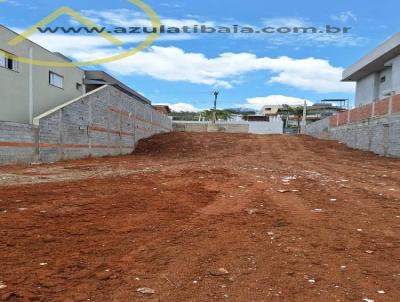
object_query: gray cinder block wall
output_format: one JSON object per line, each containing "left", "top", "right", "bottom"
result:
{"left": 0, "top": 122, "right": 37, "bottom": 164}
{"left": 173, "top": 118, "right": 283, "bottom": 134}
{"left": 173, "top": 122, "right": 249, "bottom": 133}
{"left": 0, "top": 85, "right": 172, "bottom": 165}
{"left": 302, "top": 118, "right": 330, "bottom": 139}
{"left": 329, "top": 115, "right": 400, "bottom": 156}
{"left": 304, "top": 113, "right": 400, "bottom": 157}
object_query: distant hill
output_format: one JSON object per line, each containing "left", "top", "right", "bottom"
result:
{"left": 225, "top": 108, "right": 257, "bottom": 115}
{"left": 171, "top": 111, "right": 201, "bottom": 121}
{"left": 170, "top": 108, "right": 257, "bottom": 121}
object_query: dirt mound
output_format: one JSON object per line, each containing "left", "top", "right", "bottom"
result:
{"left": 135, "top": 132, "right": 246, "bottom": 156}
{"left": 134, "top": 132, "right": 276, "bottom": 159}
{"left": 0, "top": 133, "right": 399, "bottom": 301}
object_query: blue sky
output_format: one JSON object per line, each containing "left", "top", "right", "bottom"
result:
{"left": 1, "top": 0, "right": 398, "bottom": 111}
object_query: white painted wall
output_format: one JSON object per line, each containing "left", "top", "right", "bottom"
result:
{"left": 248, "top": 117, "right": 283, "bottom": 134}
{"left": 387, "top": 55, "right": 400, "bottom": 95}
{"left": 378, "top": 67, "right": 393, "bottom": 99}
{"left": 0, "top": 26, "right": 85, "bottom": 124}
{"left": 355, "top": 73, "right": 379, "bottom": 106}
{"left": 355, "top": 55, "right": 400, "bottom": 107}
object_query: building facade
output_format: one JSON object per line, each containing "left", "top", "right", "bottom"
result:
{"left": 0, "top": 26, "right": 173, "bottom": 165}
{"left": 0, "top": 25, "right": 86, "bottom": 124}
{"left": 259, "top": 105, "right": 284, "bottom": 117}
{"left": 304, "top": 34, "right": 400, "bottom": 157}
{"left": 153, "top": 105, "right": 172, "bottom": 115}
{"left": 343, "top": 32, "right": 400, "bottom": 107}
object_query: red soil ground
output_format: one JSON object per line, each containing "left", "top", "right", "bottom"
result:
{"left": 0, "top": 132, "right": 399, "bottom": 302}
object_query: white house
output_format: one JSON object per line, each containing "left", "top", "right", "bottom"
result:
{"left": 0, "top": 25, "right": 86, "bottom": 124}
{"left": 0, "top": 25, "right": 154, "bottom": 124}
{"left": 342, "top": 32, "right": 400, "bottom": 107}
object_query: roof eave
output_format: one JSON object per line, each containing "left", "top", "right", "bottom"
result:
{"left": 342, "top": 33, "right": 400, "bottom": 82}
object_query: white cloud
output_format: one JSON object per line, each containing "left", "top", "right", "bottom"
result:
{"left": 2, "top": 0, "right": 20, "bottom": 6}
{"left": 157, "top": 97, "right": 313, "bottom": 112}
{"left": 154, "top": 102, "right": 202, "bottom": 112}
{"left": 259, "top": 32, "right": 364, "bottom": 48}
{"left": 263, "top": 17, "right": 309, "bottom": 28}
{"left": 78, "top": 10, "right": 363, "bottom": 47}
{"left": 81, "top": 9, "right": 215, "bottom": 29}
{"left": 158, "top": 96, "right": 313, "bottom": 112}
{"left": 24, "top": 36, "right": 352, "bottom": 93}
{"left": 331, "top": 11, "right": 357, "bottom": 23}
{"left": 18, "top": 8, "right": 364, "bottom": 51}
{"left": 93, "top": 46, "right": 354, "bottom": 93}
{"left": 15, "top": 28, "right": 194, "bottom": 56}
{"left": 95, "top": 47, "right": 267, "bottom": 89}
{"left": 81, "top": 9, "right": 146, "bottom": 27}
{"left": 244, "top": 95, "right": 313, "bottom": 110}
{"left": 234, "top": 16, "right": 364, "bottom": 47}
{"left": 262, "top": 56, "right": 355, "bottom": 93}
{"left": 13, "top": 24, "right": 355, "bottom": 93}
{"left": 160, "top": 3, "right": 184, "bottom": 8}
{"left": 15, "top": 22, "right": 356, "bottom": 94}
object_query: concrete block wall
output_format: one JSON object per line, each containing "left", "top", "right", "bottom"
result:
{"left": 173, "top": 122, "right": 207, "bottom": 133}
{"left": 302, "top": 117, "right": 330, "bottom": 139}
{"left": 0, "top": 122, "right": 37, "bottom": 165}
{"left": 173, "top": 119, "right": 283, "bottom": 135}
{"left": 0, "top": 85, "right": 172, "bottom": 165}
{"left": 304, "top": 95, "right": 400, "bottom": 157}
{"left": 206, "top": 123, "right": 249, "bottom": 133}
{"left": 328, "top": 115, "right": 400, "bottom": 156}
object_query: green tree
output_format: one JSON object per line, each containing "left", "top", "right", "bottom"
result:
{"left": 287, "top": 106, "right": 318, "bottom": 132}
{"left": 200, "top": 110, "right": 233, "bottom": 121}
{"left": 288, "top": 106, "right": 304, "bottom": 130}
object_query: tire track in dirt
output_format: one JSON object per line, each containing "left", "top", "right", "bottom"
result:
{"left": 0, "top": 132, "right": 399, "bottom": 302}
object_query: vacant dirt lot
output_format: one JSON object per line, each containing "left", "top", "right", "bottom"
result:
{"left": 0, "top": 132, "right": 399, "bottom": 302}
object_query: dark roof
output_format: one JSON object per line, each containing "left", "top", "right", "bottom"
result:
{"left": 153, "top": 105, "right": 172, "bottom": 114}
{"left": 84, "top": 70, "right": 151, "bottom": 105}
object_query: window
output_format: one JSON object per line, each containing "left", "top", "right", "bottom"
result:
{"left": 0, "top": 53, "right": 5, "bottom": 68}
{"left": 49, "top": 71, "right": 64, "bottom": 89}
{"left": 0, "top": 50, "right": 18, "bottom": 72}
{"left": 380, "top": 76, "right": 386, "bottom": 83}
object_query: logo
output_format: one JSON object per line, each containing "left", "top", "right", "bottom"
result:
{"left": 2, "top": 0, "right": 161, "bottom": 67}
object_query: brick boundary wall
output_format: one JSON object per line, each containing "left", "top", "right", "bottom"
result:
{"left": 393, "top": 95, "right": 400, "bottom": 113}
{"left": 304, "top": 95, "right": 400, "bottom": 157}
{"left": 0, "top": 85, "right": 172, "bottom": 165}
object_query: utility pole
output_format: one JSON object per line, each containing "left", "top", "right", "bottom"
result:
{"left": 301, "top": 100, "right": 307, "bottom": 134}
{"left": 212, "top": 91, "right": 219, "bottom": 124}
